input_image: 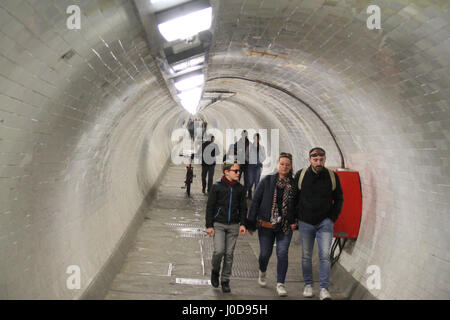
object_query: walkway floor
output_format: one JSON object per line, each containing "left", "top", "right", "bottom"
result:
{"left": 104, "top": 163, "right": 346, "bottom": 300}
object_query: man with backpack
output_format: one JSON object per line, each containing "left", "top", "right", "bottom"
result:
{"left": 289, "top": 147, "right": 344, "bottom": 300}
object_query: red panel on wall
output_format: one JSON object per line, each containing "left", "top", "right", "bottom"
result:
{"left": 334, "top": 170, "right": 362, "bottom": 239}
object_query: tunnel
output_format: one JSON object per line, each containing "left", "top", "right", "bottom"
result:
{"left": 0, "top": 0, "right": 449, "bottom": 300}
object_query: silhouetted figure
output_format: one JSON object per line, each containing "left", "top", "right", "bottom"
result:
{"left": 200, "top": 135, "right": 220, "bottom": 194}
{"left": 247, "top": 133, "right": 266, "bottom": 199}
{"left": 187, "top": 118, "right": 194, "bottom": 141}
{"left": 236, "top": 130, "right": 250, "bottom": 192}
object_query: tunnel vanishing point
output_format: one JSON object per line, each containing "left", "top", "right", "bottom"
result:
{"left": 0, "top": 0, "right": 449, "bottom": 300}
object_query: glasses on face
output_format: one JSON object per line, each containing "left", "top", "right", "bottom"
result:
{"left": 228, "top": 169, "right": 240, "bottom": 173}
{"left": 310, "top": 152, "right": 325, "bottom": 158}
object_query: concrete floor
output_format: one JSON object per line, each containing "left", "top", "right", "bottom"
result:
{"left": 104, "top": 163, "right": 346, "bottom": 300}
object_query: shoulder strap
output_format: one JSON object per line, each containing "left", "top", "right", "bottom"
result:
{"left": 327, "top": 168, "right": 336, "bottom": 191}
{"left": 298, "top": 168, "right": 307, "bottom": 190}
{"left": 298, "top": 167, "right": 336, "bottom": 191}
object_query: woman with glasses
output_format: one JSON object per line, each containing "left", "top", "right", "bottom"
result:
{"left": 205, "top": 162, "right": 247, "bottom": 293}
{"left": 246, "top": 152, "right": 295, "bottom": 297}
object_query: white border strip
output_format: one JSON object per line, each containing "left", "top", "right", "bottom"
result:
{"left": 199, "top": 239, "right": 205, "bottom": 276}
{"left": 176, "top": 278, "right": 211, "bottom": 286}
{"left": 167, "top": 263, "right": 173, "bottom": 276}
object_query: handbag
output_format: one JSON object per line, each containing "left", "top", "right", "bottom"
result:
{"left": 258, "top": 220, "right": 282, "bottom": 232}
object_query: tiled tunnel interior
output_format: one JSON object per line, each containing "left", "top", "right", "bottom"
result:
{"left": 0, "top": 0, "right": 449, "bottom": 299}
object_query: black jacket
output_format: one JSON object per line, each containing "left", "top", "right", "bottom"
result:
{"left": 205, "top": 178, "right": 247, "bottom": 228}
{"left": 246, "top": 172, "right": 295, "bottom": 231}
{"left": 289, "top": 166, "right": 344, "bottom": 225}
{"left": 200, "top": 141, "right": 220, "bottom": 165}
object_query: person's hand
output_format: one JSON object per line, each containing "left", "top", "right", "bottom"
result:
{"left": 239, "top": 225, "right": 246, "bottom": 236}
{"left": 205, "top": 228, "right": 215, "bottom": 237}
{"left": 290, "top": 223, "right": 297, "bottom": 230}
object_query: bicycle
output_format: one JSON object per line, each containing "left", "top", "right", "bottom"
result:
{"left": 185, "top": 163, "right": 194, "bottom": 196}
{"left": 181, "top": 152, "right": 195, "bottom": 196}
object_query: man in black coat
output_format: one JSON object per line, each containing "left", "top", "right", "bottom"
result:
{"left": 200, "top": 135, "right": 220, "bottom": 194}
{"left": 236, "top": 130, "right": 250, "bottom": 190}
{"left": 289, "top": 147, "right": 344, "bottom": 300}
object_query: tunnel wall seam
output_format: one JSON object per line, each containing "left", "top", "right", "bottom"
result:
{"left": 206, "top": 76, "right": 346, "bottom": 168}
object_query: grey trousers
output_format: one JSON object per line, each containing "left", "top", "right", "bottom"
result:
{"left": 211, "top": 222, "right": 240, "bottom": 282}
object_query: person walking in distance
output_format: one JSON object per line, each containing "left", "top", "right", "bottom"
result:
{"left": 205, "top": 162, "right": 247, "bottom": 293}
{"left": 289, "top": 147, "right": 344, "bottom": 300}
{"left": 236, "top": 130, "right": 250, "bottom": 192}
{"left": 187, "top": 118, "right": 194, "bottom": 141}
{"left": 200, "top": 135, "right": 220, "bottom": 194}
{"left": 247, "top": 133, "right": 266, "bottom": 199}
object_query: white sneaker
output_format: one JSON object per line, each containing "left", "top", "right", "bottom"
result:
{"left": 303, "top": 284, "right": 314, "bottom": 298}
{"left": 258, "top": 271, "right": 267, "bottom": 287}
{"left": 276, "top": 283, "right": 288, "bottom": 297}
{"left": 319, "top": 288, "right": 332, "bottom": 300}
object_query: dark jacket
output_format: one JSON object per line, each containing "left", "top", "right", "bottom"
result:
{"left": 200, "top": 140, "right": 220, "bottom": 165}
{"left": 205, "top": 178, "right": 247, "bottom": 228}
{"left": 235, "top": 137, "right": 250, "bottom": 165}
{"left": 289, "top": 166, "right": 344, "bottom": 225}
{"left": 246, "top": 172, "right": 295, "bottom": 231}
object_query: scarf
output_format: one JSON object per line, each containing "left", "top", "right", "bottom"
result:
{"left": 221, "top": 175, "right": 236, "bottom": 187}
{"left": 270, "top": 176, "right": 292, "bottom": 234}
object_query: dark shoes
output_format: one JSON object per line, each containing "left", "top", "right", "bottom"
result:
{"left": 211, "top": 271, "right": 219, "bottom": 288}
{"left": 202, "top": 187, "right": 206, "bottom": 194}
{"left": 221, "top": 281, "right": 231, "bottom": 293}
{"left": 211, "top": 270, "right": 230, "bottom": 293}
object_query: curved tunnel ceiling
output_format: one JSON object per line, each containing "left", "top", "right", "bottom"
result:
{"left": 0, "top": 1, "right": 449, "bottom": 299}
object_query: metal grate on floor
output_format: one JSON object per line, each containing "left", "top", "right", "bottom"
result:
{"left": 164, "top": 223, "right": 206, "bottom": 238}
{"left": 202, "top": 238, "right": 260, "bottom": 279}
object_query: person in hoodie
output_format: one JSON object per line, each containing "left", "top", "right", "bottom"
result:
{"left": 205, "top": 162, "right": 247, "bottom": 293}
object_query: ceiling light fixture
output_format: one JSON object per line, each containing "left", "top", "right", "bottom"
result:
{"left": 178, "top": 86, "right": 202, "bottom": 114}
{"left": 156, "top": 1, "right": 212, "bottom": 42}
{"left": 171, "top": 55, "right": 205, "bottom": 72}
{"left": 174, "top": 73, "right": 204, "bottom": 91}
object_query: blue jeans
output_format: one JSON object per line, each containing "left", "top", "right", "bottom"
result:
{"left": 258, "top": 227, "right": 293, "bottom": 283}
{"left": 298, "top": 218, "right": 334, "bottom": 289}
{"left": 247, "top": 164, "right": 262, "bottom": 194}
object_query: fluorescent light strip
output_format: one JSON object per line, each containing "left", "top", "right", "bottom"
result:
{"left": 178, "top": 86, "right": 202, "bottom": 114}
{"left": 172, "top": 55, "right": 205, "bottom": 72}
{"left": 174, "top": 73, "right": 204, "bottom": 91}
{"left": 158, "top": 7, "right": 212, "bottom": 42}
